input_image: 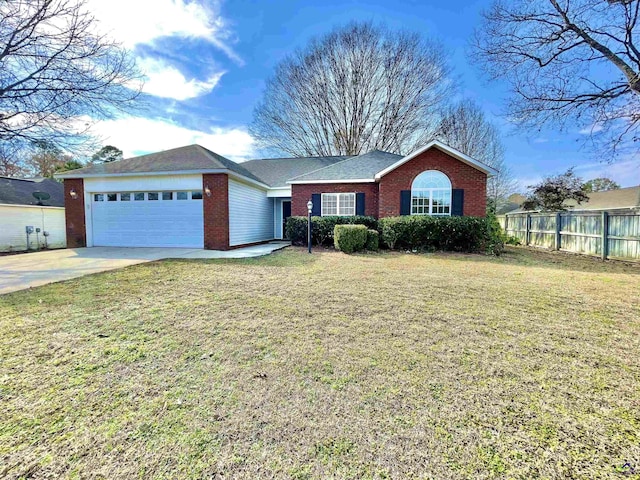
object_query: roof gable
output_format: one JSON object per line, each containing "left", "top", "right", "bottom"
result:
{"left": 375, "top": 140, "right": 498, "bottom": 179}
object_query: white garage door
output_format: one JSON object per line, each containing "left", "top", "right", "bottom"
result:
{"left": 91, "top": 190, "right": 204, "bottom": 248}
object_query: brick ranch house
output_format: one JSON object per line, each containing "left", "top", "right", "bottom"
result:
{"left": 55, "top": 140, "right": 497, "bottom": 250}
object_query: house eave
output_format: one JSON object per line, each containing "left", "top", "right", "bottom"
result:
{"left": 287, "top": 178, "right": 376, "bottom": 185}
{"left": 55, "top": 169, "right": 271, "bottom": 190}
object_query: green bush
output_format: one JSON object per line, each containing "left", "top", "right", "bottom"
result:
{"left": 378, "top": 216, "right": 505, "bottom": 255}
{"left": 286, "top": 216, "right": 377, "bottom": 247}
{"left": 334, "top": 224, "right": 368, "bottom": 253}
{"left": 365, "top": 229, "right": 379, "bottom": 251}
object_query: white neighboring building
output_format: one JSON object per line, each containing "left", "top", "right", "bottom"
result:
{"left": 0, "top": 177, "right": 66, "bottom": 252}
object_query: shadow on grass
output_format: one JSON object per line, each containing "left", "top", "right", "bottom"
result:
{"left": 164, "top": 247, "right": 321, "bottom": 268}
{"left": 430, "top": 245, "right": 640, "bottom": 276}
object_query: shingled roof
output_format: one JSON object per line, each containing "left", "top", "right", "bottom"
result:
{"left": 0, "top": 177, "right": 64, "bottom": 207}
{"left": 55, "top": 145, "right": 266, "bottom": 185}
{"left": 565, "top": 186, "right": 640, "bottom": 211}
{"left": 241, "top": 155, "right": 349, "bottom": 188}
{"left": 288, "top": 150, "right": 403, "bottom": 183}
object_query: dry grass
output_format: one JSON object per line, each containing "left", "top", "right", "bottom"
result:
{"left": 1, "top": 246, "right": 639, "bottom": 479}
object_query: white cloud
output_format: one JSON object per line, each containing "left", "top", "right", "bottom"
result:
{"left": 137, "top": 57, "right": 224, "bottom": 100}
{"left": 578, "top": 123, "right": 604, "bottom": 135}
{"left": 89, "top": 116, "right": 255, "bottom": 162}
{"left": 574, "top": 157, "right": 640, "bottom": 187}
{"left": 88, "top": 0, "right": 243, "bottom": 64}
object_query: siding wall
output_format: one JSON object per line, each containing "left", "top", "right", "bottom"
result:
{"left": 228, "top": 179, "right": 274, "bottom": 246}
{"left": 0, "top": 205, "right": 66, "bottom": 252}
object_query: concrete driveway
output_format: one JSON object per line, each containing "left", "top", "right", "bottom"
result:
{"left": 0, "top": 242, "right": 289, "bottom": 295}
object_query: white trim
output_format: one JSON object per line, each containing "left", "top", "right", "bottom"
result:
{"left": 375, "top": 140, "right": 498, "bottom": 179}
{"left": 321, "top": 192, "right": 356, "bottom": 216}
{"left": 0, "top": 203, "right": 64, "bottom": 210}
{"left": 55, "top": 169, "right": 225, "bottom": 179}
{"left": 288, "top": 178, "right": 375, "bottom": 185}
{"left": 56, "top": 169, "right": 271, "bottom": 190}
{"left": 267, "top": 187, "right": 292, "bottom": 197}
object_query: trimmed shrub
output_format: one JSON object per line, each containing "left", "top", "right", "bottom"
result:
{"left": 286, "top": 216, "right": 377, "bottom": 246}
{"left": 378, "top": 215, "right": 505, "bottom": 255}
{"left": 334, "top": 224, "right": 368, "bottom": 253}
{"left": 365, "top": 229, "right": 379, "bottom": 251}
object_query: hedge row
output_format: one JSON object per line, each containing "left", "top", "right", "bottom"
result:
{"left": 286, "top": 215, "right": 504, "bottom": 255}
{"left": 378, "top": 215, "right": 504, "bottom": 255}
{"left": 286, "top": 216, "right": 377, "bottom": 247}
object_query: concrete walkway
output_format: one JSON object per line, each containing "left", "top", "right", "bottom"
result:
{"left": 0, "top": 242, "right": 289, "bottom": 295}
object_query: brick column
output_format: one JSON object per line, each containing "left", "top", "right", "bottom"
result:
{"left": 64, "top": 178, "right": 87, "bottom": 248}
{"left": 203, "top": 173, "right": 230, "bottom": 250}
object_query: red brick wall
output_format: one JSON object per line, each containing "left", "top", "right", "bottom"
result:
{"left": 64, "top": 178, "right": 86, "bottom": 248}
{"left": 291, "top": 183, "right": 379, "bottom": 217}
{"left": 203, "top": 173, "right": 230, "bottom": 250}
{"left": 378, "top": 148, "right": 487, "bottom": 217}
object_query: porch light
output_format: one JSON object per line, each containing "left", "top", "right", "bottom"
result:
{"left": 204, "top": 185, "right": 211, "bottom": 197}
{"left": 69, "top": 188, "right": 78, "bottom": 199}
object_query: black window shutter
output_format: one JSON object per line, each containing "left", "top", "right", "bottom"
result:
{"left": 311, "top": 193, "right": 321, "bottom": 216}
{"left": 355, "top": 192, "right": 365, "bottom": 216}
{"left": 452, "top": 189, "right": 464, "bottom": 216}
{"left": 400, "top": 190, "right": 411, "bottom": 216}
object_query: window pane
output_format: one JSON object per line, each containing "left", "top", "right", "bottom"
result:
{"left": 177, "top": 191, "right": 188, "bottom": 200}
{"left": 148, "top": 192, "right": 159, "bottom": 201}
{"left": 411, "top": 192, "right": 430, "bottom": 215}
{"left": 162, "top": 191, "right": 173, "bottom": 200}
{"left": 322, "top": 194, "right": 337, "bottom": 216}
{"left": 94, "top": 194, "right": 104, "bottom": 202}
{"left": 338, "top": 193, "right": 355, "bottom": 216}
{"left": 412, "top": 170, "right": 451, "bottom": 190}
{"left": 120, "top": 193, "right": 131, "bottom": 201}
{"left": 107, "top": 193, "right": 117, "bottom": 202}
{"left": 134, "top": 192, "right": 145, "bottom": 201}
{"left": 191, "top": 191, "right": 203, "bottom": 200}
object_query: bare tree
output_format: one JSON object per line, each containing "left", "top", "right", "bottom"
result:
{"left": 251, "top": 22, "right": 453, "bottom": 156}
{"left": 473, "top": 0, "right": 640, "bottom": 155}
{"left": 436, "top": 100, "right": 517, "bottom": 213}
{"left": 24, "top": 141, "right": 72, "bottom": 177}
{"left": 0, "top": 142, "right": 27, "bottom": 177}
{"left": 0, "top": 0, "right": 142, "bottom": 153}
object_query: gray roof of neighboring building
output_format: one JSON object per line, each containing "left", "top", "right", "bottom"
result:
{"left": 565, "top": 185, "right": 640, "bottom": 210}
{"left": 0, "top": 177, "right": 64, "bottom": 207}
{"left": 56, "top": 144, "right": 265, "bottom": 184}
{"left": 241, "top": 155, "right": 349, "bottom": 188}
{"left": 505, "top": 186, "right": 640, "bottom": 213}
{"left": 288, "top": 150, "right": 403, "bottom": 182}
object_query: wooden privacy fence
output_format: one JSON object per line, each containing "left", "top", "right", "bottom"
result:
{"left": 497, "top": 211, "right": 640, "bottom": 261}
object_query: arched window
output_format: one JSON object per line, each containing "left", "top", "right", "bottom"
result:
{"left": 411, "top": 170, "right": 452, "bottom": 216}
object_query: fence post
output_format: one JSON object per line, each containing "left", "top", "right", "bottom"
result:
{"left": 504, "top": 215, "right": 509, "bottom": 235}
{"left": 555, "top": 212, "right": 561, "bottom": 251}
{"left": 601, "top": 211, "right": 609, "bottom": 261}
{"left": 525, "top": 213, "right": 531, "bottom": 246}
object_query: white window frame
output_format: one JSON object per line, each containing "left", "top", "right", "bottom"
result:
{"left": 411, "top": 170, "right": 452, "bottom": 217}
{"left": 321, "top": 192, "right": 356, "bottom": 216}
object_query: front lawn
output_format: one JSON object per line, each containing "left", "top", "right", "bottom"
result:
{"left": 1, "top": 247, "right": 639, "bottom": 479}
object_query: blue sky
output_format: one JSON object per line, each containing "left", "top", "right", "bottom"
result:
{"left": 87, "top": 0, "right": 640, "bottom": 190}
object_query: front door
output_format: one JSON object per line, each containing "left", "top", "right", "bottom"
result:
{"left": 282, "top": 201, "right": 292, "bottom": 239}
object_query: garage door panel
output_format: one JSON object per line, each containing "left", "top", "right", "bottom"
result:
{"left": 92, "top": 191, "right": 204, "bottom": 248}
